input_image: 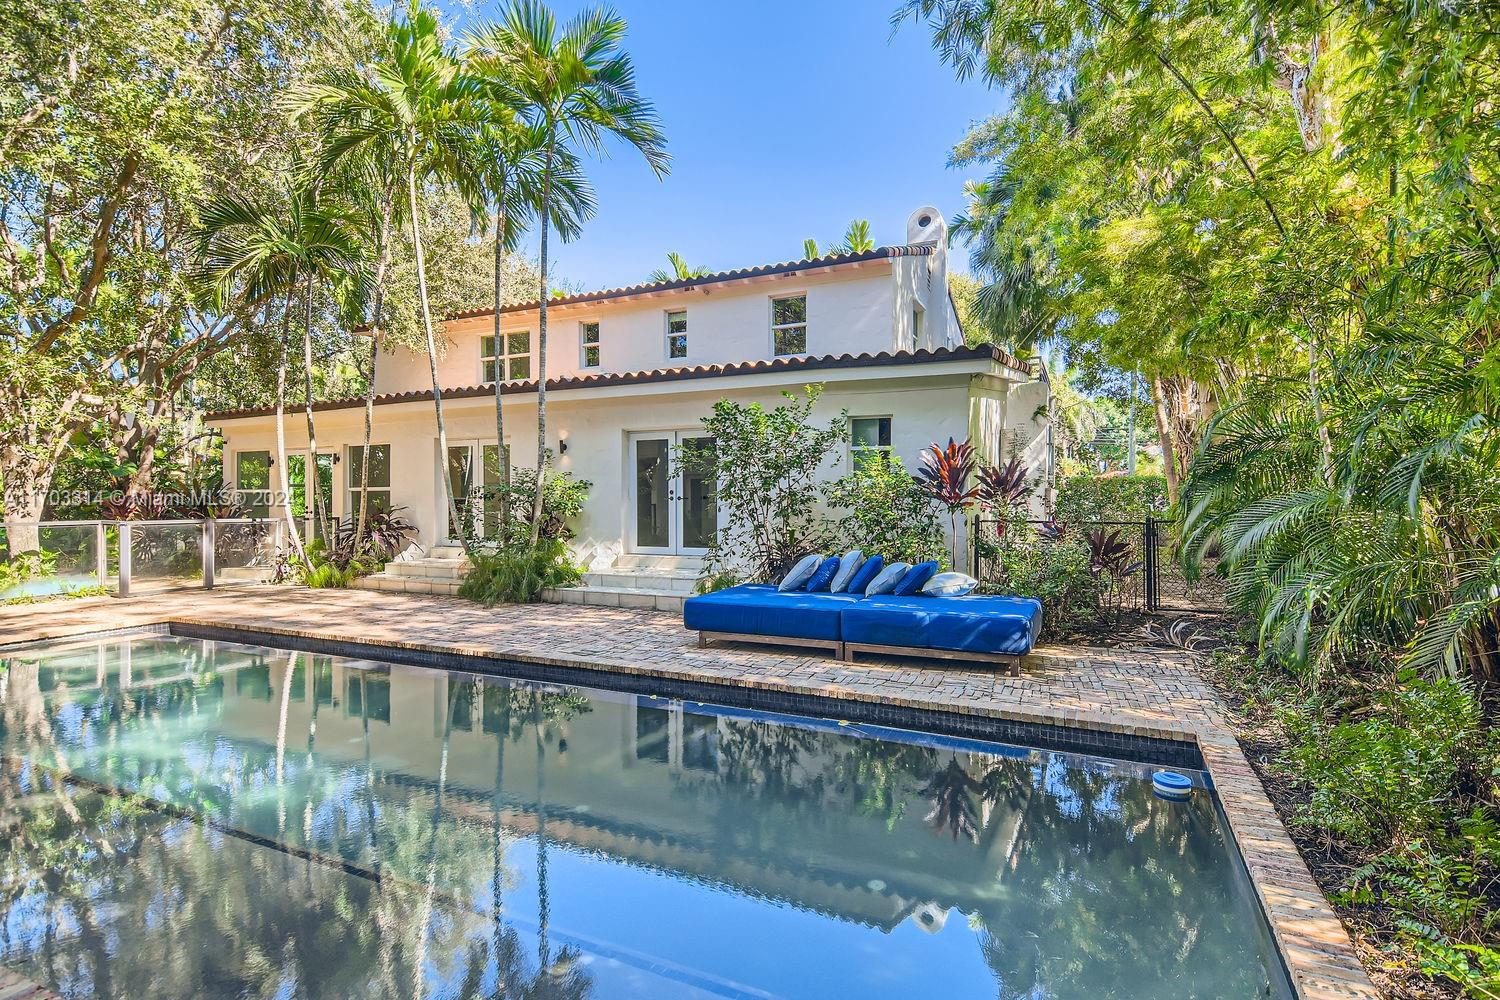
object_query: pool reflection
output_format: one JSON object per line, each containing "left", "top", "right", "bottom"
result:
{"left": 0, "top": 634, "right": 1280, "bottom": 999}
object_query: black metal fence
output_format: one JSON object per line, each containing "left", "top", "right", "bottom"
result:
{"left": 972, "top": 514, "right": 1225, "bottom": 613}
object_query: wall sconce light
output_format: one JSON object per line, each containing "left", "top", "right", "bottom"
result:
{"left": 331, "top": 453, "right": 341, "bottom": 465}
{"left": 559, "top": 437, "right": 569, "bottom": 455}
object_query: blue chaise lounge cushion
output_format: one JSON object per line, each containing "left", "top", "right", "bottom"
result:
{"left": 829, "top": 550, "right": 864, "bottom": 592}
{"left": 684, "top": 584, "right": 861, "bottom": 642}
{"left": 891, "top": 560, "right": 940, "bottom": 596}
{"left": 804, "top": 556, "right": 843, "bottom": 592}
{"left": 845, "top": 555, "right": 884, "bottom": 595}
{"left": 865, "top": 561, "right": 910, "bottom": 596}
{"left": 841, "top": 594, "right": 1043, "bottom": 656}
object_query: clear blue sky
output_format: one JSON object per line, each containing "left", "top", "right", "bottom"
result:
{"left": 442, "top": 0, "right": 1006, "bottom": 290}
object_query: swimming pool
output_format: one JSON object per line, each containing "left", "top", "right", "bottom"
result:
{"left": 0, "top": 629, "right": 1288, "bottom": 999}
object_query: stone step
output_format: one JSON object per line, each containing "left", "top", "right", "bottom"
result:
{"left": 385, "top": 558, "right": 468, "bottom": 580}
{"left": 583, "top": 569, "right": 699, "bottom": 592}
{"left": 610, "top": 553, "right": 706, "bottom": 573}
{"left": 542, "top": 585, "right": 685, "bottom": 614}
{"left": 427, "top": 545, "right": 466, "bottom": 560}
{"left": 354, "top": 573, "right": 463, "bottom": 596}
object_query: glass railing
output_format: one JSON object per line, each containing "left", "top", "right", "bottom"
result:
{"left": 1, "top": 518, "right": 285, "bottom": 600}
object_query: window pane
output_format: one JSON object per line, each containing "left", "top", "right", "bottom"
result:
{"left": 583, "top": 345, "right": 600, "bottom": 367}
{"left": 483, "top": 359, "right": 498, "bottom": 382}
{"left": 508, "top": 357, "right": 531, "bottom": 380}
{"left": 581, "top": 322, "right": 599, "bottom": 344}
{"left": 350, "top": 444, "right": 391, "bottom": 489}
{"left": 772, "top": 295, "right": 806, "bottom": 326}
{"left": 667, "top": 311, "right": 687, "bottom": 334}
{"left": 668, "top": 334, "right": 688, "bottom": 359}
{"left": 480, "top": 335, "right": 496, "bottom": 358}
{"left": 852, "top": 417, "right": 891, "bottom": 448}
{"left": 236, "top": 451, "right": 270, "bottom": 491}
{"left": 506, "top": 331, "right": 530, "bottom": 355}
{"left": 774, "top": 327, "right": 806, "bottom": 356}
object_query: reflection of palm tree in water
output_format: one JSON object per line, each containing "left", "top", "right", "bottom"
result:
{"left": 921, "top": 757, "right": 985, "bottom": 841}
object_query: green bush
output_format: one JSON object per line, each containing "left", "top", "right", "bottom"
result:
{"left": 478, "top": 467, "right": 591, "bottom": 545}
{"left": 979, "top": 508, "right": 1107, "bottom": 635}
{"left": 459, "top": 539, "right": 583, "bottom": 605}
{"left": 1054, "top": 474, "right": 1168, "bottom": 521}
{"left": 0, "top": 550, "right": 59, "bottom": 591}
{"left": 826, "top": 460, "right": 947, "bottom": 566}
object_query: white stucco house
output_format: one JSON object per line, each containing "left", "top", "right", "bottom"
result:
{"left": 206, "top": 207, "right": 1053, "bottom": 607}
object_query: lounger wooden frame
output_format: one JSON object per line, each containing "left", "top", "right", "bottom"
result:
{"left": 695, "top": 631, "right": 1022, "bottom": 676}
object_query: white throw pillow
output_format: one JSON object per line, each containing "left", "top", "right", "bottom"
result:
{"left": 922, "top": 571, "right": 978, "bottom": 598}
{"left": 829, "top": 549, "right": 864, "bottom": 593}
{"left": 864, "top": 561, "right": 911, "bottom": 596}
{"left": 777, "top": 553, "right": 824, "bottom": 592}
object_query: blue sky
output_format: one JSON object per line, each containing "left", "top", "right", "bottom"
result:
{"left": 443, "top": 0, "right": 1006, "bottom": 290}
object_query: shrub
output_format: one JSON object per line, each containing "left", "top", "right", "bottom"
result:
{"left": 459, "top": 539, "right": 583, "bottom": 605}
{"left": 479, "top": 467, "right": 591, "bottom": 545}
{"left": 980, "top": 507, "right": 1107, "bottom": 635}
{"left": 0, "top": 550, "right": 59, "bottom": 592}
{"left": 1054, "top": 474, "right": 1168, "bottom": 521}
{"left": 826, "top": 460, "right": 946, "bottom": 566}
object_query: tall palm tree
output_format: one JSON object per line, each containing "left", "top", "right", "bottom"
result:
{"left": 647, "top": 251, "right": 710, "bottom": 282}
{"left": 801, "top": 219, "right": 875, "bottom": 259}
{"left": 287, "top": 2, "right": 482, "bottom": 556}
{"left": 469, "top": 1, "right": 669, "bottom": 547}
{"left": 196, "top": 183, "right": 366, "bottom": 567}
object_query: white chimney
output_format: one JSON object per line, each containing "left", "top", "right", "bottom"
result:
{"left": 904, "top": 205, "right": 954, "bottom": 348}
{"left": 906, "top": 205, "right": 946, "bottom": 245}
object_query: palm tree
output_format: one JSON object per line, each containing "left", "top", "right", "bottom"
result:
{"left": 287, "top": 2, "right": 482, "bottom": 556}
{"left": 470, "top": 1, "right": 669, "bottom": 547}
{"left": 196, "top": 182, "right": 366, "bottom": 567}
{"left": 647, "top": 251, "right": 710, "bottom": 283}
{"left": 801, "top": 219, "right": 875, "bottom": 259}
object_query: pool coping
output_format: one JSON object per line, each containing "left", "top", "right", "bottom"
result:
{"left": 0, "top": 606, "right": 1381, "bottom": 1000}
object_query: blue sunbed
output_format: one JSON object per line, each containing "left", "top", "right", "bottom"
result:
{"left": 684, "top": 584, "right": 1041, "bottom": 674}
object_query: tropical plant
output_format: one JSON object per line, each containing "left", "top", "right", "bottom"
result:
{"left": 459, "top": 538, "right": 582, "bottom": 604}
{"left": 468, "top": 0, "right": 668, "bottom": 547}
{"left": 335, "top": 507, "right": 417, "bottom": 562}
{"left": 826, "top": 459, "right": 946, "bottom": 565}
{"left": 689, "top": 386, "right": 845, "bottom": 585}
{"left": 917, "top": 437, "right": 980, "bottom": 569}
{"left": 647, "top": 251, "right": 711, "bottom": 283}
{"left": 977, "top": 457, "right": 1031, "bottom": 512}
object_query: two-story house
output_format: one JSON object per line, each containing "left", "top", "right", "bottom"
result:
{"left": 205, "top": 207, "right": 1052, "bottom": 603}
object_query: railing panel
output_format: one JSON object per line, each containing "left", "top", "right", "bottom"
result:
{"left": 0, "top": 522, "right": 109, "bottom": 600}
{"left": 124, "top": 522, "right": 204, "bottom": 593}
{"left": 213, "top": 519, "right": 280, "bottom": 585}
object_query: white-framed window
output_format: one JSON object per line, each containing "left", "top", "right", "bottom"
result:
{"left": 482, "top": 331, "right": 531, "bottom": 382}
{"left": 580, "top": 321, "right": 601, "bottom": 368}
{"left": 771, "top": 293, "right": 807, "bottom": 356}
{"left": 347, "top": 444, "right": 392, "bottom": 519}
{"left": 235, "top": 450, "right": 271, "bottom": 518}
{"left": 912, "top": 304, "right": 924, "bottom": 346}
{"left": 666, "top": 310, "right": 688, "bottom": 360}
{"left": 850, "top": 416, "right": 892, "bottom": 470}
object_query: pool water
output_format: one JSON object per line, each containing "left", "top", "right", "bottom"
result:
{"left": 0, "top": 632, "right": 1285, "bottom": 999}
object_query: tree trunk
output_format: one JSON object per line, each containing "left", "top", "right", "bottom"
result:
{"left": 356, "top": 197, "right": 395, "bottom": 553}
{"left": 0, "top": 451, "right": 49, "bottom": 554}
{"left": 528, "top": 152, "right": 555, "bottom": 549}
{"left": 302, "top": 275, "right": 329, "bottom": 546}
{"left": 1151, "top": 377, "right": 1180, "bottom": 506}
{"left": 275, "top": 306, "right": 309, "bottom": 569}
{"left": 409, "top": 162, "right": 472, "bottom": 557}
{"left": 492, "top": 188, "right": 511, "bottom": 547}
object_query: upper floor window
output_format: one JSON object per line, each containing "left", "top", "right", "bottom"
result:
{"left": 912, "top": 305, "right": 924, "bottom": 346}
{"left": 482, "top": 331, "right": 531, "bottom": 382}
{"left": 850, "top": 416, "right": 892, "bottom": 470}
{"left": 666, "top": 310, "right": 688, "bottom": 360}
{"left": 771, "top": 294, "right": 807, "bottom": 356}
{"left": 580, "top": 321, "right": 601, "bottom": 368}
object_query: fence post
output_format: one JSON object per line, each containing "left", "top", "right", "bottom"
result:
{"left": 95, "top": 521, "right": 107, "bottom": 587}
{"left": 1144, "top": 515, "right": 1158, "bottom": 611}
{"left": 971, "top": 515, "right": 981, "bottom": 579}
{"left": 202, "top": 518, "right": 216, "bottom": 589}
{"left": 117, "top": 523, "right": 132, "bottom": 599}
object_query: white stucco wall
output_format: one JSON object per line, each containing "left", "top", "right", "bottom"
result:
{"left": 373, "top": 266, "right": 901, "bottom": 398}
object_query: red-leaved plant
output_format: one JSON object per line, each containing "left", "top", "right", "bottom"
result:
{"left": 918, "top": 437, "right": 981, "bottom": 569}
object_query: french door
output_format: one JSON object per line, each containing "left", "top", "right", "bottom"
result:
{"left": 444, "top": 441, "right": 505, "bottom": 544}
{"left": 628, "top": 431, "right": 717, "bottom": 555}
{"left": 285, "top": 451, "right": 334, "bottom": 543}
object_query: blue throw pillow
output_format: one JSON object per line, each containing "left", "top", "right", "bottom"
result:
{"left": 777, "top": 553, "right": 823, "bottom": 592}
{"left": 829, "top": 549, "right": 864, "bottom": 593}
{"left": 804, "top": 556, "right": 842, "bottom": 592}
{"left": 845, "top": 554, "right": 883, "bottom": 595}
{"left": 892, "top": 561, "right": 940, "bottom": 596}
{"left": 865, "top": 561, "right": 910, "bottom": 596}
{"left": 922, "top": 571, "right": 978, "bottom": 597}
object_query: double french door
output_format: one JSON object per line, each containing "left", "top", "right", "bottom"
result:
{"left": 444, "top": 441, "right": 506, "bottom": 544}
{"left": 285, "top": 451, "right": 334, "bottom": 543}
{"left": 629, "top": 431, "right": 717, "bottom": 555}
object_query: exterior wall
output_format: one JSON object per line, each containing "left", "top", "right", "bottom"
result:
{"left": 216, "top": 370, "right": 986, "bottom": 565}
{"left": 373, "top": 266, "right": 899, "bottom": 398}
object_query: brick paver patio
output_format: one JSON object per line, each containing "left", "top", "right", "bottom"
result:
{"left": 0, "top": 586, "right": 1379, "bottom": 1000}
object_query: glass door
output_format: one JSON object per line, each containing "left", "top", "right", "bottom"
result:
{"left": 286, "top": 452, "right": 334, "bottom": 543}
{"left": 628, "top": 432, "right": 717, "bottom": 554}
{"left": 445, "top": 442, "right": 506, "bottom": 544}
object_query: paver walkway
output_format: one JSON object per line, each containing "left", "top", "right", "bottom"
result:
{"left": 0, "top": 586, "right": 1379, "bottom": 1000}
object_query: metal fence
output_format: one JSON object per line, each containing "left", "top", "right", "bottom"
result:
{"left": 972, "top": 514, "right": 1226, "bottom": 613}
{"left": 1, "top": 519, "right": 283, "bottom": 601}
